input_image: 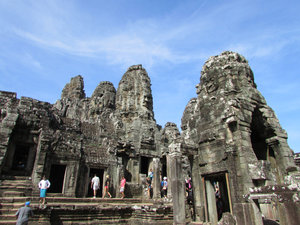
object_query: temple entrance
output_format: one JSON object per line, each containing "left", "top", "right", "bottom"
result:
{"left": 3, "top": 126, "right": 37, "bottom": 176}
{"left": 87, "top": 168, "right": 104, "bottom": 198}
{"left": 48, "top": 165, "right": 66, "bottom": 193}
{"left": 161, "top": 156, "right": 167, "bottom": 178}
{"left": 12, "top": 144, "right": 30, "bottom": 172}
{"left": 203, "top": 173, "right": 231, "bottom": 223}
{"left": 3, "top": 143, "right": 36, "bottom": 176}
{"left": 140, "top": 156, "right": 150, "bottom": 175}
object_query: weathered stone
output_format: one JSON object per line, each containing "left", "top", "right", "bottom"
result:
{"left": 61, "top": 75, "right": 85, "bottom": 100}
{"left": 0, "top": 51, "right": 299, "bottom": 225}
{"left": 182, "top": 51, "right": 299, "bottom": 225}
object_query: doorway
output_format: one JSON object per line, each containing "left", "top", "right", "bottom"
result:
{"left": 140, "top": 156, "right": 150, "bottom": 175}
{"left": 48, "top": 164, "right": 66, "bottom": 193}
{"left": 12, "top": 144, "right": 30, "bottom": 172}
{"left": 203, "top": 173, "right": 231, "bottom": 223}
{"left": 161, "top": 156, "right": 167, "bottom": 178}
{"left": 87, "top": 168, "right": 104, "bottom": 198}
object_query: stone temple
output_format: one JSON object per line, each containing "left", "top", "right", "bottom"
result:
{"left": 0, "top": 51, "right": 299, "bottom": 225}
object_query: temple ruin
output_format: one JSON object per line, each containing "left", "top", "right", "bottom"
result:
{"left": 0, "top": 51, "right": 299, "bottom": 224}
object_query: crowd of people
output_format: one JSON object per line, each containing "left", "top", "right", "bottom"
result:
{"left": 16, "top": 171, "right": 195, "bottom": 224}
{"left": 91, "top": 174, "right": 126, "bottom": 199}
{"left": 35, "top": 170, "right": 194, "bottom": 203}
{"left": 90, "top": 169, "right": 192, "bottom": 202}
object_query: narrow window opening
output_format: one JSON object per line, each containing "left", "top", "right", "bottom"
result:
{"left": 253, "top": 179, "right": 266, "bottom": 187}
{"left": 269, "top": 147, "right": 275, "bottom": 159}
{"left": 250, "top": 107, "right": 275, "bottom": 160}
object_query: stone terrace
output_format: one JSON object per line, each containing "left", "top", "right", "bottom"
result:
{"left": 0, "top": 196, "right": 173, "bottom": 224}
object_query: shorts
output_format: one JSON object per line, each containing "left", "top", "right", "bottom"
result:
{"left": 93, "top": 184, "right": 99, "bottom": 190}
{"left": 40, "top": 189, "right": 47, "bottom": 198}
{"left": 120, "top": 187, "right": 124, "bottom": 192}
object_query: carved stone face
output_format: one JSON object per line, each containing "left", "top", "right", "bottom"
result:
{"left": 142, "top": 94, "right": 152, "bottom": 110}
{"left": 91, "top": 82, "right": 116, "bottom": 112}
{"left": 117, "top": 66, "right": 153, "bottom": 113}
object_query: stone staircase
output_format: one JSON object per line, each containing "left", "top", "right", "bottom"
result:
{"left": 0, "top": 175, "right": 33, "bottom": 197}
{"left": 0, "top": 196, "right": 173, "bottom": 224}
{"left": 0, "top": 175, "right": 175, "bottom": 224}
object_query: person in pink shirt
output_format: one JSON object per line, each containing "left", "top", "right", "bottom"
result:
{"left": 120, "top": 176, "right": 126, "bottom": 199}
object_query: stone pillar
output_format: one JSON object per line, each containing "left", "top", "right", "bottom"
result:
{"left": 192, "top": 156, "right": 205, "bottom": 221}
{"left": 205, "top": 180, "right": 218, "bottom": 225}
{"left": 152, "top": 157, "right": 160, "bottom": 199}
{"left": 64, "top": 161, "right": 79, "bottom": 197}
{"left": 169, "top": 142, "right": 186, "bottom": 225}
{"left": 0, "top": 109, "right": 18, "bottom": 175}
{"left": 129, "top": 157, "right": 139, "bottom": 183}
{"left": 31, "top": 129, "right": 49, "bottom": 188}
{"left": 116, "top": 157, "right": 123, "bottom": 198}
{"left": 166, "top": 154, "right": 172, "bottom": 199}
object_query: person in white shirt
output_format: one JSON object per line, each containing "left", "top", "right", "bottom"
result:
{"left": 38, "top": 175, "right": 51, "bottom": 208}
{"left": 91, "top": 174, "right": 100, "bottom": 198}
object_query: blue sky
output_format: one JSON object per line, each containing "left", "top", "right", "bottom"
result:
{"left": 0, "top": 0, "right": 299, "bottom": 153}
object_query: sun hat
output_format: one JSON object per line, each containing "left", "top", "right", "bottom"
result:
{"left": 25, "top": 201, "right": 30, "bottom": 206}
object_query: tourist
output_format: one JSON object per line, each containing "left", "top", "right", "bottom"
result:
{"left": 216, "top": 195, "right": 223, "bottom": 220}
{"left": 120, "top": 176, "right": 126, "bottom": 199}
{"left": 215, "top": 186, "right": 220, "bottom": 199}
{"left": 148, "top": 168, "right": 153, "bottom": 180}
{"left": 16, "top": 201, "right": 34, "bottom": 225}
{"left": 103, "top": 175, "right": 112, "bottom": 198}
{"left": 146, "top": 176, "right": 152, "bottom": 199}
{"left": 186, "top": 177, "right": 193, "bottom": 205}
{"left": 91, "top": 174, "right": 100, "bottom": 198}
{"left": 160, "top": 178, "right": 164, "bottom": 198}
{"left": 38, "top": 175, "right": 51, "bottom": 208}
{"left": 162, "top": 177, "right": 168, "bottom": 198}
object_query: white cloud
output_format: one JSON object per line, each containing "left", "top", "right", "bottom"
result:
{"left": 22, "top": 53, "right": 42, "bottom": 70}
{"left": 6, "top": 0, "right": 298, "bottom": 72}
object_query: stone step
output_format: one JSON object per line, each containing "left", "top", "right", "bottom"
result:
{"left": 0, "top": 208, "right": 18, "bottom": 215}
{"left": 0, "top": 182, "right": 32, "bottom": 187}
{"left": 0, "top": 176, "right": 33, "bottom": 198}
{"left": 0, "top": 188, "right": 32, "bottom": 197}
{"left": 0, "top": 196, "right": 173, "bottom": 224}
{"left": 0, "top": 175, "right": 32, "bottom": 180}
{"left": 0, "top": 201, "right": 156, "bottom": 210}
{"left": 2, "top": 190, "right": 25, "bottom": 197}
{"left": 0, "top": 185, "right": 32, "bottom": 190}
{"left": 0, "top": 220, "right": 15, "bottom": 225}
{"left": 0, "top": 214, "right": 16, "bottom": 221}
{"left": 1, "top": 178, "right": 32, "bottom": 183}
{"left": 0, "top": 196, "right": 152, "bottom": 204}
{"left": 1, "top": 202, "right": 173, "bottom": 224}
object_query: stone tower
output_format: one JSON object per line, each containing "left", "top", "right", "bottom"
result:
{"left": 181, "top": 51, "right": 299, "bottom": 225}
{"left": 0, "top": 52, "right": 299, "bottom": 225}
